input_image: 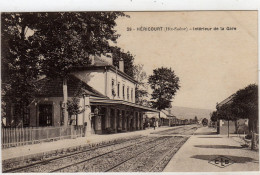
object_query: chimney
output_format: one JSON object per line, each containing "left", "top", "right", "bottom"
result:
{"left": 119, "top": 58, "right": 124, "bottom": 72}
{"left": 90, "top": 55, "right": 95, "bottom": 65}
{"left": 105, "top": 53, "right": 113, "bottom": 65}
{"left": 99, "top": 54, "right": 113, "bottom": 65}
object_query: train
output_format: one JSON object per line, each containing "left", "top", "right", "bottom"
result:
{"left": 201, "top": 118, "right": 209, "bottom": 126}
{"left": 143, "top": 117, "right": 198, "bottom": 128}
{"left": 143, "top": 114, "right": 203, "bottom": 128}
{"left": 168, "top": 117, "right": 198, "bottom": 126}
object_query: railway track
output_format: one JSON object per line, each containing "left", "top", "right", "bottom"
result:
{"left": 152, "top": 125, "right": 198, "bottom": 136}
{"left": 4, "top": 125, "right": 194, "bottom": 173}
{"left": 148, "top": 137, "right": 188, "bottom": 172}
{"left": 107, "top": 136, "right": 187, "bottom": 172}
{"left": 3, "top": 135, "right": 146, "bottom": 173}
{"left": 104, "top": 136, "right": 171, "bottom": 172}
{"left": 5, "top": 136, "right": 162, "bottom": 173}
{"left": 151, "top": 126, "right": 183, "bottom": 135}
{"left": 53, "top": 136, "right": 170, "bottom": 172}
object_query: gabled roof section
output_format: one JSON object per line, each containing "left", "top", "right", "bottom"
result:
{"left": 35, "top": 74, "right": 107, "bottom": 98}
{"left": 217, "top": 94, "right": 235, "bottom": 108}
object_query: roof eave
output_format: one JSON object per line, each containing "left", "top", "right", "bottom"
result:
{"left": 89, "top": 97, "right": 159, "bottom": 113}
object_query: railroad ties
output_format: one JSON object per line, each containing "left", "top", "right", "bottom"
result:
{"left": 3, "top": 125, "right": 198, "bottom": 172}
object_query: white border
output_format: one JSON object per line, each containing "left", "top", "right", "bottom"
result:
{"left": 0, "top": 0, "right": 259, "bottom": 175}
{"left": 0, "top": 0, "right": 259, "bottom": 12}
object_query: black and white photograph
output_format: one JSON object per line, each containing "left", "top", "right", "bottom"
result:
{"left": 1, "top": 6, "right": 259, "bottom": 173}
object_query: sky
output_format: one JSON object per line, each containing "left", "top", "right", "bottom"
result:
{"left": 113, "top": 11, "right": 258, "bottom": 110}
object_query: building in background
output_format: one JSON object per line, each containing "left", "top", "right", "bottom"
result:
{"left": 216, "top": 94, "right": 249, "bottom": 135}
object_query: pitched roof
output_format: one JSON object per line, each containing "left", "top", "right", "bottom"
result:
{"left": 217, "top": 94, "right": 235, "bottom": 108}
{"left": 35, "top": 75, "right": 106, "bottom": 98}
{"left": 71, "top": 55, "right": 137, "bottom": 84}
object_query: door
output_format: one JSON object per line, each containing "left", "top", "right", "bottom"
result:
{"left": 110, "top": 109, "right": 115, "bottom": 129}
{"left": 101, "top": 107, "right": 106, "bottom": 133}
{"left": 39, "top": 104, "right": 53, "bottom": 126}
{"left": 122, "top": 111, "right": 125, "bottom": 130}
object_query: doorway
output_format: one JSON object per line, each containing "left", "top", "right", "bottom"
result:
{"left": 39, "top": 104, "right": 53, "bottom": 126}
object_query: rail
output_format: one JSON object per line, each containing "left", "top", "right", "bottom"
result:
{"left": 3, "top": 135, "right": 145, "bottom": 173}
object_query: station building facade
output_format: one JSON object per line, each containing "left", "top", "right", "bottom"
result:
{"left": 216, "top": 94, "right": 250, "bottom": 135}
{"left": 6, "top": 55, "right": 158, "bottom": 135}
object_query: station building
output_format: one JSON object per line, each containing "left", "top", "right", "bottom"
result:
{"left": 5, "top": 55, "right": 158, "bottom": 136}
{"left": 216, "top": 94, "right": 249, "bottom": 135}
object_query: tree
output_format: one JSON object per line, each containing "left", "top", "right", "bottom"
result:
{"left": 1, "top": 13, "right": 42, "bottom": 126}
{"left": 133, "top": 64, "right": 150, "bottom": 106}
{"left": 148, "top": 67, "right": 180, "bottom": 110}
{"left": 231, "top": 84, "right": 258, "bottom": 131}
{"left": 111, "top": 46, "right": 135, "bottom": 78}
{"left": 231, "top": 84, "right": 258, "bottom": 149}
{"left": 210, "top": 111, "right": 218, "bottom": 122}
{"left": 216, "top": 103, "right": 237, "bottom": 121}
{"left": 2, "top": 12, "right": 127, "bottom": 126}
{"left": 215, "top": 84, "right": 258, "bottom": 149}
{"left": 216, "top": 103, "right": 238, "bottom": 137}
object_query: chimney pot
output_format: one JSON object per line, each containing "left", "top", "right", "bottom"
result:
{"left": 119, "top": 58, "right": 124, "bottom": 72}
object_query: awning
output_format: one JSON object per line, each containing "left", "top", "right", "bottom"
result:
{"left": 89, "top": 97, "right": 159, "bottom": 113}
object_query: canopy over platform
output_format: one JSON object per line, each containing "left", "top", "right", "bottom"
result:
{"left": 89, "top": 97, "right": 159, "bottom": 113}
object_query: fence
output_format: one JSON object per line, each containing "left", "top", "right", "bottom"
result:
{"left": 2, "top": 125, "right": 84, "bottom": 149}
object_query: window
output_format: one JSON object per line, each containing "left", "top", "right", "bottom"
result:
{"left": 39, "top": 104, "right": 53, "bottom": 126}
{"left": 117, "top": 83, "right": 120, "bottom": 97}
{"left": 127, "top": 87, "right": 129, "bottom": 100}
{"left": 23, "top": 107, "right": 30, "bottom": 127}
{"left": 122, "top": 85, "right": 125, "bottom": 99}
{"left": 111, "top": 79, "right": 115, "bottom": 97}
{"left": 11, "top": 104, "right": 30, "bottom": 127}
{"left": 131, "top": 88, "right": 133, "bottom": 102}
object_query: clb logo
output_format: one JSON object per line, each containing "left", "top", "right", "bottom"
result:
{"left": 208, "top": 156, "right": 234, "bottom": 168}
